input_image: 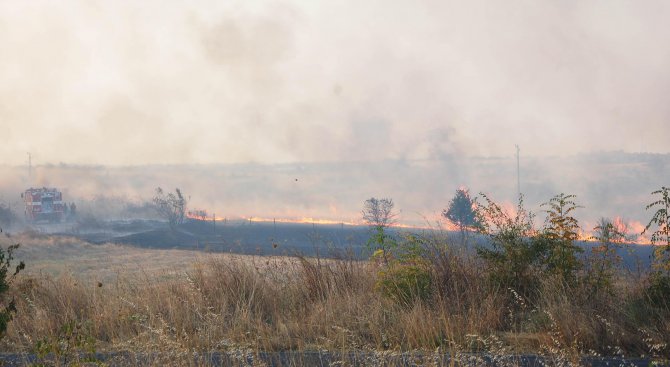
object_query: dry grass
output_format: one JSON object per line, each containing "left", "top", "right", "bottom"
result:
{"left": 3, "top": 232, "right": 212, "bottom": 281}
{"left": 0, "top": 233, "right": 669, "bottom": 366}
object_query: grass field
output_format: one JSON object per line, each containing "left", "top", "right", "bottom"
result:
{"left": 0, "top": 230, "right": 669, "bottom": 366}
{"left": 5, "top": 232, "right": 214, "bottom": 281}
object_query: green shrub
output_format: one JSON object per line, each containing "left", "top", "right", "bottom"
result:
{"left": 34, "top": 319, "right": 99, "bottom": 366}
{"left": 540, "top": 193, "right": 584, "bottom": 285}
{"left": 475, "top": 194, "right": 542, "bottom": 297}
{"left": 586, "top": 218, "right": 627, "bottom": 295}
{"left": 647, "top": 272, "right": 670, "bottom": 308}
{"left": 0, "top": 243, "right": 24, "bottom": 339}
{"left": 476, "top": 193, "right": 585, "bottom": 295}
{"left": 642, "top": 187, "right": 670, "bottom": 309}
{"left": 375, "top": 262, "right": 432, "bottom": 306}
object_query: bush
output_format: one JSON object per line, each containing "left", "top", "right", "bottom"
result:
{"left": 475, "top": 194, "right": 543, "bottom": 297}
{"left": 0, "top": 243, "right": 25, "bottom": 339}
{"left": 586, "top": 218, "right": 628, "bottom": 295}
{"left": 642, "top": 187, "right": 670, "bottom": 310}
{"left": 540, "top": 193, "right": 584, "bottom": 285}
{"left": 647, "top": 272, "right": 670, "bottom": 308}
{"left": 375, "top": 262, "right": 432, "bottom": 307}
{"left": 34, "top": 319, "right": 99, "bottom": 366}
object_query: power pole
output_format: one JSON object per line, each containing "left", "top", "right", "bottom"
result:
{"left": 27, "top": 152, "right": 32, "bottom": 185}
{"left": 515, "top": 145, "right": 520, "bottom": 199}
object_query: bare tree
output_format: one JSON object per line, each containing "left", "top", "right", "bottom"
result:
{"left": 153, "top": 187, "right": 186, "bottom": 232}
{"left": 362, "top": 197, "right": 397, "bottom": 265}
{"left": 362, "top": 197, "right": 397, "bottom": 228}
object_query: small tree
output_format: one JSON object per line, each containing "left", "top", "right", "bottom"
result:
{"left": 540, "top": 193, "right": 584, "bottom": 284}
{"left": 642, "top": 187, "right": 670, "bottom": 307}
{"left": 644, "top": 187, "right": 670, "bottom": 268}
{"left": 153, "top": 187, "right": 187, "bottom": 232}
{"left": 443, "top": 188, "right": 481, "bottom": 245}
{"left": 362, "top": 197, "right": 397, "bottom": 266}
{"left": 588, "top": 217, "right": 627, "bottom": 294}
{"left": 0, "top": 241, "right": 25, "bottom": 339}
{"left": 475, "top": 194, "right": 542, "bottom": 296}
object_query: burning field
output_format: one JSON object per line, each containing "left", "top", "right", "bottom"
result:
{"left": 2, "top": 0, "right": 670, "bottom": 362}
{"left": 0, "top": 156, "right": 667, "bottom": 365}
{"left": 1, "top": 152, "right": 668, "bottom": 233}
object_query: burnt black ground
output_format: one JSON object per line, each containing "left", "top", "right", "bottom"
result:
{"left": 61, "top": 218, "right": 657, "bottom": 269}
{"left": 77, "top": 219, "right": 383, "bottom": 258}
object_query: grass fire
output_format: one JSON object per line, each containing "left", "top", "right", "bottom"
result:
{"left": 2, "top": 1, "right": 670, "bottom": 366}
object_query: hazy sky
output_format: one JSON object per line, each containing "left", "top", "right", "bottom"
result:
{"left": 1, "top": 0, "right": 669, "bottom": 165}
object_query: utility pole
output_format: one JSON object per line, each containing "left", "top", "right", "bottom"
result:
{"left": 515, "top": 144, "right": 520, "bottom": 199}
{"left": 27, "top": 152, "right": 32, "bottom": 186}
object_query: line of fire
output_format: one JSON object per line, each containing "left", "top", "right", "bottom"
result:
{"left": 14, "top": 186, "right": 651, "bottom": 245}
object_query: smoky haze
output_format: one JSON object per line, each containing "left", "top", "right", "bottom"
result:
{"left": 1, "top": 1, "right": 670, "bottom": 165}
{"left": 1, "top": 152, "right": 668, "bottom": 232}
{"left": 1, "top": 1, "right": 669, "bottom": 231}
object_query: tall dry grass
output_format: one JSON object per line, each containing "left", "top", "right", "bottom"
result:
{"left": 1, "top": 235, "right": 669, "bottom": 365}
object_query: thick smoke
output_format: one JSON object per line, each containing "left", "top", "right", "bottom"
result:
{"left": 1, "top": 1, "right": 670, "bottom": 165}
{"left": 1, "top": 1, "right": 669, "bottom": 232}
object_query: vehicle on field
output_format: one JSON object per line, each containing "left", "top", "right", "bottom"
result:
{"left": 22, "top": 187, "right": 65, "bottom": 223}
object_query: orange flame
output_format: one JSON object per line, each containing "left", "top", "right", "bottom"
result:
{"left": 577, "top": 217, "right": 651, "bottom": 245}
{"left": 187, "top": 208, "right": 656, "bottom": 246}
{"left": 622, "top": 218, "right": 652, "bottom": 245}
{"left": 245, "top": 216, "right": 360, "bottom": 226}
{"left": 186, "top": 209, "right": 451, "bottom": 230}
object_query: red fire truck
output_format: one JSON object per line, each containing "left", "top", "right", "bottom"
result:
{"left": 22, "top": 187, "right": 65, "bottom": 222}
